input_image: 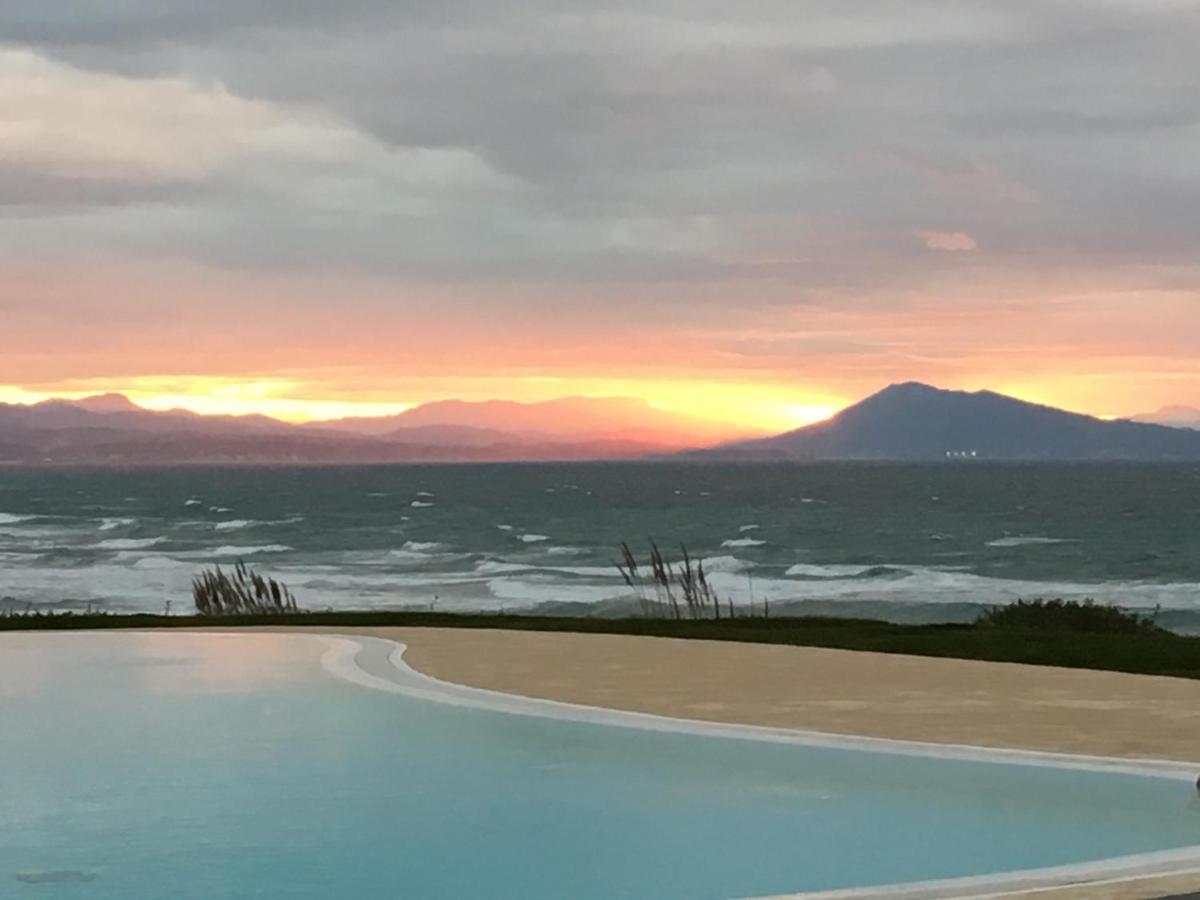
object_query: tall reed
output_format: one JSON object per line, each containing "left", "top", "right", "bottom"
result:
{"left": 616, "top": 541, "right": 728, "bottom": 619}
{"left": 192, "top": 561, "right": 299, "bottom": 616}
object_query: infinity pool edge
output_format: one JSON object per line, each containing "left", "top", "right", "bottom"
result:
{"left": 315, "top": 632, "right": 1200, "bottom": 900}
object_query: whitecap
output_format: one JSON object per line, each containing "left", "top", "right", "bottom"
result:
{"left": 545, "top": 546, "right": 584, "bottom": 556}
{"left": 415, "top": 491, "right": 436, "bottom": 498}
{"left": 209, "top": 506, "right": 233, "bottom": 513}
{"left": 215, "top": 519, "right": 257, "bottom": 531}
{"left": 785, "top": 563, "right": 893, "bottom": 578}
{"left": 131, "top": 556, "right": 187, "bottom": 571}
{"left": 475, "top": 560, "right": 532, "bottom": 576}
{"left": 99, "top": 517, "right": 137, "bottom": 531}
{"left": 496, "top": 524, "right": 514, "bottom": 531}
{"left": 986, "top": 536, "right": 1074, "bottom": 548}
{"left": 486, "top": 578, "right": 621, "bottom": 607}
{"left": 0, "top": 513, "right": 34, "bottom": 525}
{"left": 721, "top": 538, "right": 765, "bottom": 548}
{"left": 738, "top": 524, "right": 760, "bottom": 532}
{"left": 411, "top": 501, "right": 434, "bottom": 508}
{"left": 519, "top": 533, "right": 550, "bottom": 543}
{"left": 184, "top": 499, "right": 202, "bottom": 506}
{"left": 401, "top": 541, "right": 445, "bottom": 553}
{"left": 212, "top": 544, "right": 292, "bottom": 556}
{"left": 698, "top": 555, "right": 750, "bottom": 574}
{"left": 98, "top": 537, "right": 168, "bottom": 550}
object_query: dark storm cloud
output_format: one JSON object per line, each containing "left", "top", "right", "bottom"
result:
{"left": 0, "top": 0, "right": 1197, "bottom": 286}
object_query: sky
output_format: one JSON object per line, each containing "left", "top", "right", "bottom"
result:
{"left": 1, "top": 1, "right": 1198, "bottom": 432}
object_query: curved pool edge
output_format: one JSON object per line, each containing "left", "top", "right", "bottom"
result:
{"left": 313, "top": 632, "right": 1200, "bottom": 900}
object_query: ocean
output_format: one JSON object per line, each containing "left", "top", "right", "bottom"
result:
{"left": 2, "top": 463, "right": 1199, "bottom": 630}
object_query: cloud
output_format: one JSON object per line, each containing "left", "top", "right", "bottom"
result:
{"left": 1, "top": 1, "right": 1197, "bottom": 279}
{"left": 919, "top": 230, "right": 978, "bottom": 252}
{"left": 0, "top": 48, "right": 276, "bottom": 189}
{"left": 0, "top": 0, "right": 1196, "bottom": 411}
{"left": 0, "top": 48, "right": 506, "bottom": 203}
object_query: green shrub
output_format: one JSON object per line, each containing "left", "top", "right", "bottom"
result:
{"left": 975, "top": 598, "right": 1160, "bottom": 634}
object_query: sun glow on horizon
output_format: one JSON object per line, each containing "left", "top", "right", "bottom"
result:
{"left": 0, "top": 376, "right": 847, "bottom": 433}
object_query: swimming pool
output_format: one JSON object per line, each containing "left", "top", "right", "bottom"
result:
{"left": 2, "top": 632, "right": 1198, "bottom": 898}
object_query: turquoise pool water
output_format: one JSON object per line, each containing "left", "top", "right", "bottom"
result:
{"left": 2, "top": 633, "right": 1198, "bottom": 898}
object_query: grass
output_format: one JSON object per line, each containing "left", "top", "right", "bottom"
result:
{"left": 192, "top": 561, "right": 298, "bottom": 616}
{"left": 4, "top": 606, "right": 1200, "bottom": 680}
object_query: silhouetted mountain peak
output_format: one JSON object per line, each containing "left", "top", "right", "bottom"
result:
{"left": 690, "top": 382, "right": 1200, "bottom": 461}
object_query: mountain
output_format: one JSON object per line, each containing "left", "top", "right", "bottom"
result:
{"left": 686, "top": 382, "right": 1200, "bottom": 461}
{"left": 0, "top": 393, "right": 725, "bottom": 465}
{"left": 70, "top": 393, "right": 143, "bottom": 414}
{"left": 321, "top": 396, "right": 747, "bottom": 447}
{"left": 1130, "top": 405, "right": 1200, "bottom": 430}
{"left": 0, "top": 395, "right": 295, "bottom": 436}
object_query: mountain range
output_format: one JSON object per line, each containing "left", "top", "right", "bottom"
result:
{"left": 687, "top": 382, "right": 1200, "bottom": 461}
{"left": 0, "top": 395, "right": 752, "bottom": 465}
{"left": 1130, "top": 405, "right": 1200, "bottom": 430}
{"left": 4, "top": 383, "right": 1200, "bottom": 464}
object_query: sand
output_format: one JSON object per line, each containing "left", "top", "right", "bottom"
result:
{"left": 303, "top": 626, "right": 1200, "bottom": 763}
{"left": 260, "top": 626, "right": 1200, "bottom": 897}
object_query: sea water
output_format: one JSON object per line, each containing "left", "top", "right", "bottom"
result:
{"left": 1, "top": 463, "right": 1199, "bottom": 628}
{"left": 1, "top": 632, "right": 1198, "bottom": 899}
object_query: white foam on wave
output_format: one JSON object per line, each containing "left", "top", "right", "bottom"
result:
{"left": 987, "top": 536, "right": 1075, "bottom": 548}
{"left": 209, "top": 506, "right": 233, "bottom": 513}
{"left": 411, "top": 501, "right": 434, "bottom": 508}
{"left": 130, "top": 556, "right": 185, "bottom": 571}
{"left": 786, "top": 563, "right": 883, "bottom": 578}
{"left": 415, "top": 491, "right": 436, "bottom": 498}
{"left": 722, "top": 538, "right": 765, "bottom": 548}
{"left": 702, "top": 564, "right": 1200, "bottom": 612}
{"left": 496, "top": 524, "right": 514, "bottom": 531}
{"left": 215, "top": 519, "right": 256, "bottom": 531}
{"left": 545, "top": 546, "right": 584, "bottom": 556}
{"left": 0, "top": 513, "right": 34, "bottom": 525}
{"left": 184, "top": 499, "right": 202, "bottom": 506}
{"left": 699, "top": 555, "right": 750, "bottom": 574}
{"left": 98, "top": 537, "right": 168, "bottom": 550}
{"left": 486, "top": 578, "right": 619, "bottom": 607}
{"left": 475, "top": 560, "right": 531, "bottom": 576}
{"left": 519, "top": 533, "right": 549, "bottom": 543}
{"left": 98, "top": 517, "right": 136, "bottom": 531}
{"left": 474, "top": 553, "right": 747, "bottom": 580}
{"left": 738, "top": 524, "right": 760, "bottom": 532}
{"left": 212, "top": 544, "right": 292, "bottom": 556}
{"left": 401, "top": 541, "right": 445, "bottom": 553}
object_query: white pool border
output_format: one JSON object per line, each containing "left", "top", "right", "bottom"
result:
{"left": 313, "top": 633, "right": 1200, "bottom": 899}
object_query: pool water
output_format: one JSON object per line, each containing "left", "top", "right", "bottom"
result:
{"left": 1, "top": 632, "right": 1198, "bottom": 899}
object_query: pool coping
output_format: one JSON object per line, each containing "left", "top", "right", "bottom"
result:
{"left": 315, "top": 633, "right": 1200, "bottom": 900}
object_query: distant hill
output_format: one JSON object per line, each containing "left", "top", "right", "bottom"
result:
{"left": 0, "top": 393, "right": 729, "bottom": 465}
{"left": 319, "top": 396, "right": 748, "bottom": 447}
{"left": 684, "top": 382, "right": 1200, "bottom": 461}
{"left": 1131, "top": 405, "right": 1200, "bottom": 430}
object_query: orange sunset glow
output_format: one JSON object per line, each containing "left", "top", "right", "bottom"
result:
{"left": 1, "top": 4, "right": 1197, "bottom": 436}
